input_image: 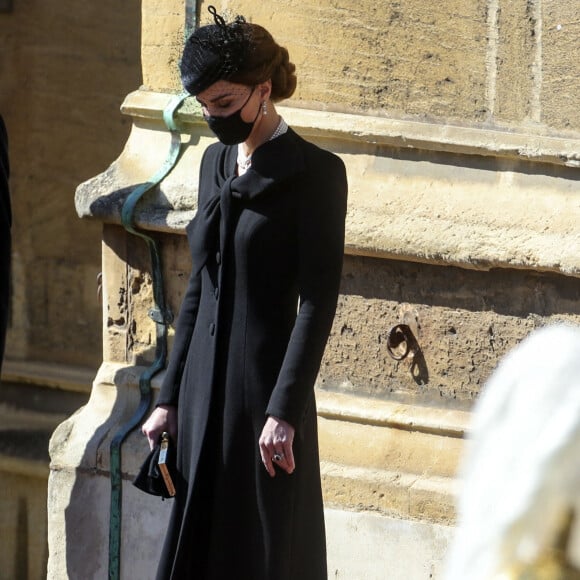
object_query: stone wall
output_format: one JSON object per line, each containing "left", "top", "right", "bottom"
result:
{"left": 211, "top": 0, "right": 579, "bottom": 131}
{"left": 0, "top": 0, "right": 141, "bottom": 369}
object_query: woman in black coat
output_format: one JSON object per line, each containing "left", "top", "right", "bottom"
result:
{"left": 142, "top": 7, "right": 348, "bottom": 580}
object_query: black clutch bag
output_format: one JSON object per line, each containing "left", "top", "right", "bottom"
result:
{"left": 133, "top": 432, "right": 177, "bottom": 499}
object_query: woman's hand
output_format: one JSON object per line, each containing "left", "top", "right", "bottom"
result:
{"left": 142, "top": 405, "right": 178, "bottom": 450}
{"left": 259, "top": 416, "right": 295, "bottom": 477}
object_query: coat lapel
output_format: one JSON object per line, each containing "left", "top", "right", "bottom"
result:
{"left": 187, "top": 129, "right": 306, "bottom": 275}
{"left": 231, "top": 129, "right": 306, "bottom": 200}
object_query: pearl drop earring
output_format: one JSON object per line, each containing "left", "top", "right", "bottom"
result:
{"left": 262, "top": 101, "right": 268, "bottom": 115}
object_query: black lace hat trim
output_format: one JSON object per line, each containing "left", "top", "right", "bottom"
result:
{"left": 180, "top": 5, "right": 252, "bottom": 95}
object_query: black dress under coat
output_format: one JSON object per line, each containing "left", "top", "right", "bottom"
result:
{"left": 155, "top": 127, "right": 348, "bottom": 580}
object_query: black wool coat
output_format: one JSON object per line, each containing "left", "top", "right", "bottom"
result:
{"left": 156, "top": 127, "right": 348, "bottom": 580}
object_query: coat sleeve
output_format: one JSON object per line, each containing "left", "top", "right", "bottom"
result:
{"left": 266, "top": 151, "right": 348, "bottom": 429}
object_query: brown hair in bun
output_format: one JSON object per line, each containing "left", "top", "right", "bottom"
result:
{"left": 229, "top": 23, "right": 297, "bottom": 102}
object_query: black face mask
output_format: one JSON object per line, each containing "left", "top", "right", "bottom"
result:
{"left": 204, "top": 87, "right": 260, "bottom": 145}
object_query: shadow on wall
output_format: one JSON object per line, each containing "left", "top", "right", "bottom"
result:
{"left": 57, "top": 357, "right": 174, "bottom": 579}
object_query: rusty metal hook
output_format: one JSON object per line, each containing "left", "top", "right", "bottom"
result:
{"left": 386, "top": 323, "right": 416, "bottom": 361}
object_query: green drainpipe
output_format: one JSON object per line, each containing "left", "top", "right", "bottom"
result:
{"left": 108, "top": 4, "right": 199, "bottom": 576}
{"left": 108, "top": 91, "right": 189, "bottom": 580}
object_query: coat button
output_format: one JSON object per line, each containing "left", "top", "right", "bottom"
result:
{"left": 209, "top": 322, "right": 215, "bottom": 336}
{"left": 215, "top": 251, "right": 221, "bottom": 265}
{"left": 214, "top": 287, "right": 219, "bottom": 300}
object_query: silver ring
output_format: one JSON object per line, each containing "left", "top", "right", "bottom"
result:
{"left": 273, "top": 453, "right": 283, "bottom": 462}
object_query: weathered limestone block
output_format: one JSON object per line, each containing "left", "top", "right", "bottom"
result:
{"left": 218, "top": 0, "right": 489, "bottom": 120}
{"left": 541, "top": 0, "right": 580, "bottom": 130}
{"left": 495, "top": 0, "right": 538, "bottom": 123}
{"left": 141, "top": 0, "right": 186, "bottom": 92}
{"left": 318, "top": 390, "right": 466, "bottom": 524}
{"left": 101, "top": 226, "right": 158, "bottom": 365}
{"left": 141, "top": 0, "right": 580, "bottom": 134}
{"left": 325, "top": 508, "right": 453, "bottom": 579}
{"left": 495, "top": 0, "right": 580, "bottom": 131}
{"left": 321, "top": 255, "right": 580, "bottom": 405}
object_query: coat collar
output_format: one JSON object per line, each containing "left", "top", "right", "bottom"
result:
{"left": 187, "top": 128, "right": 306, "bottom": 274}
{"left": 223, "top": 128, "right": 306, "bottom": 200}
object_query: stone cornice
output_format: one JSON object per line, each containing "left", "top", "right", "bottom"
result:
{"left": 76, "top": 89, "right": 580, "bottom": 277}
{"left": 2, "top": 360, "right": 95, "bottom": 393}
{"left": 316, "top": 389, "right": 469, "bottom": 438}
{"left": 121, "top": 90, "right": 580, "bottom": 167}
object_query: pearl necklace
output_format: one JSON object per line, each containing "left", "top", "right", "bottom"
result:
{"left": 237, "top": 117, "right": 288, "bottom": 174}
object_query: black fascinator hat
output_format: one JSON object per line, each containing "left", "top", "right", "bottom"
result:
{"left": 180, "top": 5, "right": 252, "bottom": 95}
